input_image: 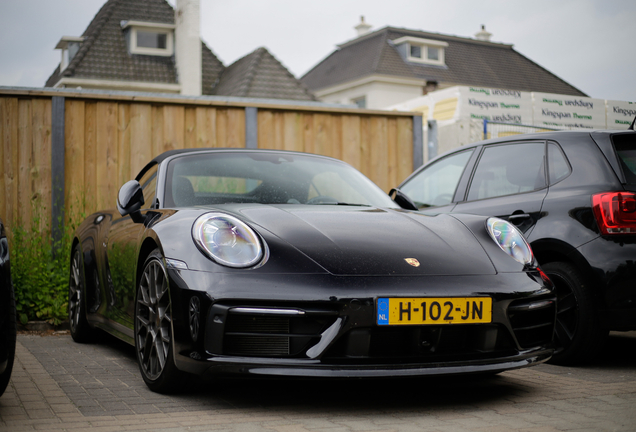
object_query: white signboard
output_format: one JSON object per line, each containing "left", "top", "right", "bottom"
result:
{"left": 606, "top": 100, "right": 636, "bottom": 129}
{"left": 533, "top": 92, "right": 606, "bottom": 129}
{"left": 459, "top": 87, "right": 533, "bottom": 124}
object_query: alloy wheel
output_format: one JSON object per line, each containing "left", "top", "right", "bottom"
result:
{"left": 68, "top": 249, "right": 83, "bottom": 334}
{"left": 136, "top": 258, "right": 172, "bottom": 381}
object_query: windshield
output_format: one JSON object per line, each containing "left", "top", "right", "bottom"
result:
{"left": 163, "top": 151, "right": 399, "bottom": 208}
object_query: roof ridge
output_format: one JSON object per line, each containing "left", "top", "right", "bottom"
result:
{"left": 241, "top": 47, "right": 266, "bottom": 97}
{"left": 385, "top": 26, "right": 514, "bottom": 48}
{"left": 64, "top": 0, "right": 120, "bottom": 77}
{"left": 253, "top": 47, "right": 317, "bottom": 101}
{"left": 370, "top": 29, "right": 389, "bottom": 75}
{"left": 338, "top": 25, "right": 514, "bottom": 51}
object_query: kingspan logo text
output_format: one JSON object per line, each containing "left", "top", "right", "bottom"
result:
{"left": 614, "top": 107, "right": 636, "bottom": 117}
{"left": 468, "top": 99, "right": 499, "bottom": 109}
{"left": 542, "top": 109, "right": 571, "bottom": 119}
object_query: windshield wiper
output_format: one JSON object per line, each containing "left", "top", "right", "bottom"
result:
{"left": 310, "top": 202, "right": 371, "bottom": 207}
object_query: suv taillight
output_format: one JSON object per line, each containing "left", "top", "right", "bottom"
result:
{"left": 592, "top": 192, "right": 636, "bottom": 234}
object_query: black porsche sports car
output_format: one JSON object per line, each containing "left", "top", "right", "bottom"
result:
{"left": 70, "top": 148, "right": 556, "bottom": 393}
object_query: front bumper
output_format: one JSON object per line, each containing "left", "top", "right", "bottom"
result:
{"left": 167, "top": 269, "right": 556, "bottom": 377}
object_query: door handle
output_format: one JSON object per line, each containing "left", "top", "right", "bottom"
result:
{"left": 508, "top": 213, "right": 531, "bottom": 225}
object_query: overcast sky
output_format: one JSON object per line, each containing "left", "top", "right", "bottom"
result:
{"left": 1, "top": 0, "right": 634, "bottom": 102}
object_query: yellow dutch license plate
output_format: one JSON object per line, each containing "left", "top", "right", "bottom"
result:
{"left": 376, "top": 297, "right": 492, "bottom": 325}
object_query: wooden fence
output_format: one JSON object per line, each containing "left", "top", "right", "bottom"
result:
{"left": 0, "top": 87, "right": 423, "bottom": 235}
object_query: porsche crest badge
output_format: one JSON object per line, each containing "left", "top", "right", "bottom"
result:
{"left": 404, "top": 258, "right": 420, "bottom": 267}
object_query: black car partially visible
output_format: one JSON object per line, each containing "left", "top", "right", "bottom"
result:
{"left": 0, "top": 218, "right": 15, "bottom": 396}
{"left": 397, "top": 129, "right": 636, "bottom": 364}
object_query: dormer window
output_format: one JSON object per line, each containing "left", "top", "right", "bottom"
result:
{"left": 121, "top": 20, "right": 175, "bottom": 56}
{"left": 393, "top": 36, "right": 448, "bottom": 66}
{"left": 55, "top": 36, "right": 85, "bottom": 71}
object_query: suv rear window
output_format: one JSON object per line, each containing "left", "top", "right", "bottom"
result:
{"left": 613, "top": 134, "right": 636, "bottom": 184}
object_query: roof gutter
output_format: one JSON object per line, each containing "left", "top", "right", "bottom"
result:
{"left": 53, "top": 78, "right": 181, "bottom": 93}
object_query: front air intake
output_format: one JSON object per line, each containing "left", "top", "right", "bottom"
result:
{"left": 507, "top": 299, "right": 556, "bottom": 349}
{"left": 205, "top": 305, "right": 338, "bottom": 358}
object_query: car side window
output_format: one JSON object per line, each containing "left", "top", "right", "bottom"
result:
{"left": 548, "top": 142, "right": 571, "bottom": 185}
{"left": 467, "top": 142, "right": 546, "bottom": 201}
{"left": 138, "top": 164, "right": 158, "bottom": 209}
{"left": 401, "top": 149, "right": 473, "bottom": 208}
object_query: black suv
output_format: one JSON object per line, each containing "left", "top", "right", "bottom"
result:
{"left": 396, "top": 129, "right": 636, "bottom": 364}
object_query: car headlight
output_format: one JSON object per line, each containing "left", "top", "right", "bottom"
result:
{"left": 486, "top": 217, "right": 533, "bottom": 265}
{"left": 192, "top": 213, "right": 264, "bottom": 268}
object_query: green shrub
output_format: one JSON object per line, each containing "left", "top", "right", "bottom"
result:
{"left": 11, "top": 210, "right": 82, "bottom": 327}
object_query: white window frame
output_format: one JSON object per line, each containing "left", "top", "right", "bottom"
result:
{"left": 122, "top": 20, "right": 175, "bottom": 57}
{"left": 393, "top": 36, "right": 448, "bottom": 66}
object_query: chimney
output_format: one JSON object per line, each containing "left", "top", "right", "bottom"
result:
{"left": 355, "top": 16, "right": 372, "bottom": 37}
{"left": 474, "top": 24, "right": 492, "bottom": 42}
{"left": 175, "top": 0, "right": 202, "bottom": 96}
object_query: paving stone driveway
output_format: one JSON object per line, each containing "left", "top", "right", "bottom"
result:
{"left": 1, "top": 332, "right": 635, "bottom": 431}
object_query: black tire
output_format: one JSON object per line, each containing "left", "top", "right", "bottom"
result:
{"left": 543, "top": 261, "right": 608, "bottom": 365}
{"left": 68, "top": 245, "right": 95, "bottom": 343}
{"left": 0, "top": 281, "right": 16, "bottom": 397}
{"left": 135, "top": 249, "right": 184, "bottom": 393}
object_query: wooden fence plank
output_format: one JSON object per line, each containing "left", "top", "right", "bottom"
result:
{"left": 359, "top": 116, "right": 371, "bottom": 181}
{"left": 84, "top": 102, "right": 97, "bottom": 212}
{"left": 226, "top": 108, "right": 245, "bottom": 148}
{"left": 257, "top": 110, "right": 274, "bottom": 150}
{"left": 332, "top": 115, "right": 343, "bottom": 161}
{"left": 272, "top": 111, "right": 284, "bottom": 150}
{"left": 195, "top": 106, "right": 217, "bottom": 148}
{"left": 117, "top": 103, "right": 131, "bottom": 187}
{"left": 151, "top": 105, "right": 164, "bottom": 159}
{"left": 64, "top": 99, "right": 85, "bottom": 220}
{"left": 31, "top": 98, "right": 52, "bottom": 232}
{"left": 95, "top": 102, "right": 118, "bottom": 211}
{"left": 129, "top": 103, "right": 151, "bottom": 180}
{"left": 185, "top": 106, "right": 196, "bottom": 149}
{"left": 283, "top": 112, "right": 304, "bottom": 152}
{"left": 369, "top": 117, "right": 389, "bottom": 192}
{"left": 0, "top": 99, "right": 5, "bottom": 223}
{"left": 2, "top": 98, "right": 19, "bottom": 228}
{"left": 215, "top": 108, "right": 227, "bottom": 148}
{"left": 313, "top": 113, "right": 333, "bottom": 157}
{"left": 397, "top": 117, "right": 414, "bottom": 184}
{"left": 387, "top": 117, "right": 398, "bottom": 188}
{"left": 302, "top": 113, "right": 314, "bottom": 155}
{"left": 341, "top": 115, "right": 361, "bottom": 171}
{"left": 162, "top": 105, "right": 185, "bottom": 152}
{"left": 17, "top": 99, "right": 32, "bottom": 227}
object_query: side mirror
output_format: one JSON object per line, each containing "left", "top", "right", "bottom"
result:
{"left": 117, "top": 180, "right": 144, "bottom": 223}
{"left": 389, "top": 188, "right": 418, "bottom": 211}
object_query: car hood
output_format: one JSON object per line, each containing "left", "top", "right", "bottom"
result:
{"left": 234, "top": 205, "right": 495, "bottom": 276}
